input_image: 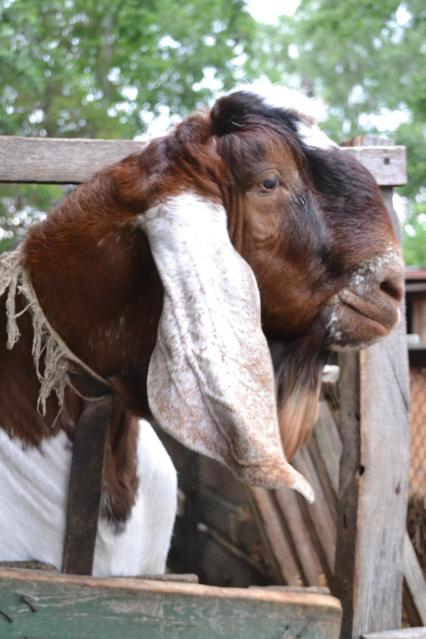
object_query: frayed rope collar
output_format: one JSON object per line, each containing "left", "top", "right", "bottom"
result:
{"left": 0, "top": 248, "right": 108, "bottom": 415}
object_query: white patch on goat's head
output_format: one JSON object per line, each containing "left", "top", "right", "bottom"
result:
{"left": 232, "top": 81, "right": 336, "bottom": 150}
{"left": 296, "top": 121, "right": 338, "bottom": 150}
{"left": 235, "top": 81, "right": 327, "bottom": 122}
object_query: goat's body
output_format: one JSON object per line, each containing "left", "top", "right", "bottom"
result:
{"left": 0, "top": 419, "right": 177, "bottom": 576}
{"left": 0, "top": 88, "right": 403, "bottom": 576}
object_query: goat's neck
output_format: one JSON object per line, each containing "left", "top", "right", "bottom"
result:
{"left": 1, "top": 168, "right": 162, "bottom": 442}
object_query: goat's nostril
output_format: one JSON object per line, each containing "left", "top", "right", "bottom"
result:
{"left": 380, "top": 274, "right": 404, "bottom": 303}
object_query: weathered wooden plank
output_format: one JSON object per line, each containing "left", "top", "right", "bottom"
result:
{"left": 62, "top": 396, "right": 112, "bottom": 575}
{"left": 250, "top": 488, "right": 304, "bottom": 586}
{"left": 332, "top": 351, "right": 361, "bottom": 635}
{"left": 341, "top": 134, "right": 394, "bottom": 147}
{"left": 333, "top": 337, "right": 410, "bottom": 637}
{"left": 312, "top": 405, "right": 341, "bottom": 496}
{"left": 332, "top": 176, "right": 410, "bottom": 638}
{"left": 0, "top": 136, "right": 145, "bottom": 184}
{"left": 136, "top": 573, "right": 199, "bottom": 583}
{"left": 308, "top": 428, "right": 338, "bottom": 518}
{"left": 353, "top": 333, "right": 409, "bottom": 632}
{"left": 342, "top": 146, "right": 407, "bottom": 185}
{"left": 404, "top": 532, "right": 426, "bottom": 625}
{"left": 293, "top": 448, "right": 337, "bottom": 578}
{"left": 0, "top": 568, "right": 342, "bottom": 639}
{"left": 274, "top": 487, "right": 325, "bottom": 587}
{"left": 362, "top": 630, "right": 426, "bottom": 639}
{"left": 0, "top": 136, "right": 406, "bottom": 185}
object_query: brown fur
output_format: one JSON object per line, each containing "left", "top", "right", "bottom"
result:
{"left": 0, "top": 91, "right": 400, "bottom": 522}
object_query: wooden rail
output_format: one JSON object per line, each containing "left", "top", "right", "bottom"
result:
{"left": 0, "top": 567, "right": 342, "bottom": 639}
{"left": 0, "top": 135, "right": 407, "bottom": 185}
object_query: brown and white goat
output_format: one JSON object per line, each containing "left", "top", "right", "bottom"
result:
{"left": 0, "top": 89, "right": 403, "bottom": 576}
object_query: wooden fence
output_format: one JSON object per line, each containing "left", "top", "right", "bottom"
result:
{"left": 0, "top": 133, "right": 422, "bottom": 639}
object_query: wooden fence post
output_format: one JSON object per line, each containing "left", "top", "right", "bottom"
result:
{"left": 333, "top": 140, "right": 411, "bottom": 638}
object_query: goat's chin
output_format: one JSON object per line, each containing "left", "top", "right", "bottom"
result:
{"left": 325, "top": 292, "right": 401, "bottom": 351}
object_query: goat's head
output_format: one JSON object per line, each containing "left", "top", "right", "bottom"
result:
{"left": 108, "top": 89, "right": 402, "bottom": 497}
{"left": 211, "top": 93, "right": 402, "bottom": 346}
{"left": 24, "top": 89, "right": 403, "bottom": 500}
{"left": 208, "top": 91, "right": 403, "bottom": 458}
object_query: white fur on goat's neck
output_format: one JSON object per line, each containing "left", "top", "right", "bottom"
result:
{"left": 235, "top": 81, "right": 337, "bottom": 150}
{"left": 0, "top": 419, "right": 177, "bottom": 576}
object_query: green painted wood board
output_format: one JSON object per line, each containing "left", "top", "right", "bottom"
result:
{"left": 0, "top": 568, "right": 341, "bottom": 639}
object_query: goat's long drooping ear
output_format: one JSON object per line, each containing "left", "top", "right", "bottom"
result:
{"left": 140, "top": 191, "right": 314, "bottom": 501}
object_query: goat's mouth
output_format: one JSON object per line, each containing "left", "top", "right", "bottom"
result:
{"left": 339, "top": 289, "right": 400, "bottom": 331}
{"left": 326, "top": 288, "right": 401, "bottom": 349}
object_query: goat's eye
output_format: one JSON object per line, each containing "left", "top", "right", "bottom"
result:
{"left": 261, "top": 176, "right": 279, "bottom": 191}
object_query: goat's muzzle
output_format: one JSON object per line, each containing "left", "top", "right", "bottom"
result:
{"left": 327, "top": 248, "right": 404, "bottom": 349}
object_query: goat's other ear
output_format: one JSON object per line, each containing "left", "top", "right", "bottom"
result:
{"left": 140, "top": 191, "right": 314, "bottom": 501}
{"left": 210, "top": 91, "right": 264, "bottom": 136}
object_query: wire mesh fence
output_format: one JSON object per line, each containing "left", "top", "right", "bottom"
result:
{"left": 408, "top": 366, "right": 426, "bottom": 575}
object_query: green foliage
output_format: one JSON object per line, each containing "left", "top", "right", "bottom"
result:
{"left": 0, "top": 183, "right": 64, "bottom": 248}
{"left": 402, "top": 198, "right": 426, "bottom": 267}
{"left": 0, "top": 0, "right": 255, "bottom": 139}
{"left": 0, "top": 0, "right": 256, "bottom": 247}
{"left": 251, "top": 0, "right": 426, "bottom": 264}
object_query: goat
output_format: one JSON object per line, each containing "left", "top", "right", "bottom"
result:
{"left": 0, "top": 89, "right": 403, "bottom": 576}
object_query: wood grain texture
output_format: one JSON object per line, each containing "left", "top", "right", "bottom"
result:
{"left": 354, "top": 328, "right": 410, "bottom": 632}
{"left": 331, "top": 351, "right": 361, "bottom": 637}
{"left": 0, "top": 136, "right": 406, "bottom": 185}
{"left": 62, "top": 396, "right": 112, "bottom": 575}
{"left": 274, "top": 487, "right": 325, "bottom": 587}
{"left": 362, "top": 630, "right": 426, "bottom": 639}
{"left": 250, "top": 488, "right": 304, "bottom": 586}
{"left": 404, "top": 532, "right": 426, "bottom": 625}
{"left": 0, "top": 568, "right": 342, "bottom": 639}
{"left": 293, "top": 448, "right": 337, "bottom": 579}
{"left": 311, "top": 411, "right": 340, "bottom": 502}
{"left": 0, "top": 136, "right": 145, "bottom": 184}
{"left": 342, "top": 146, "right": 407, "bottom": 185}
{"left": 332, "top": 181, "right": 410, "bottom": 638}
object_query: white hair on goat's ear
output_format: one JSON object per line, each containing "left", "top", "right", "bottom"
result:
{"left": 139, "top": 191, "right": 314, "bottom": 501}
